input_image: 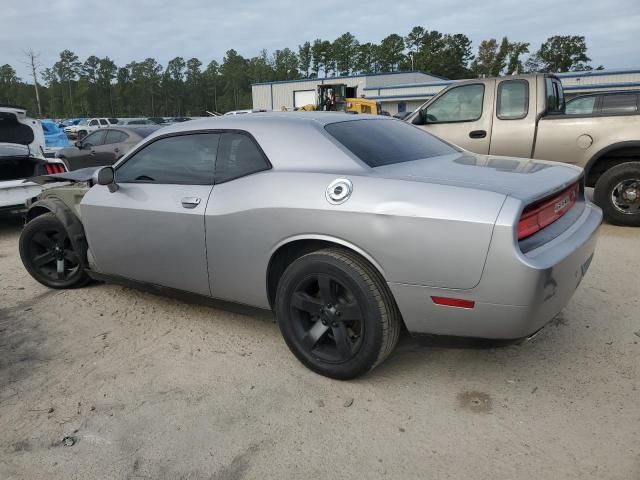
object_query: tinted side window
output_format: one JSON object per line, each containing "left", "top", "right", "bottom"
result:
{"left": 83, "top": 130, "right": 107, "bottom": 147}
{"left": 116, "top": 133, "right": 219, "bottom": 184}
{"left": 565, "top": 96, "right": 597, "bottom": 114}
{"left": 426, "top": 84, "right": 484, "bottom": 123}
{"left": 105, "top": 130, "right": 128, "bottom": 144}
{"left": 600, "top": 94, "right": 638, "bottom": 113}
{"left": 545, "top": 78, "right": 565, "bottom": 113}
{"left": 215, "top": 133, "right": 270, "bottom": 183}
{"left": 325, "top": 119, "right": 456, "bottom": 168}
{"left": 99, "top": 119, "right": 109, "bottom": 126}
{"left": 497, "top": 80, "right": 528, "bottom": 120}
{"left": 89, "top": 119, "right": 99, "bottom": 126}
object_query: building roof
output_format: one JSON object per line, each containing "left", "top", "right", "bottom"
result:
{"left": 251, "top": 70, "right": 449, "bottom": 86}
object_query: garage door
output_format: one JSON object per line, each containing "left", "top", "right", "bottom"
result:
{"left": 294, "top": 90, "right": 316, "bottom": 108}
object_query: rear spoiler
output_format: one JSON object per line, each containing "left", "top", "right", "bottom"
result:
{"left": 26, "top": 166, "right": 101, "bottom": 185}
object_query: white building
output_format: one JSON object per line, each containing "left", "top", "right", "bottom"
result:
{"left": 252, "top": 67, "right": 640, "bottom": 116}
{"left": 251, "top": 71, "right": 447, "bottom": 112}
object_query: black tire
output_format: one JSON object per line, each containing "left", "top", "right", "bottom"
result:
{"left": 275, "top": 248, "right": 401, "bottom": 379}
{"left": 594, "top": 161, "right": 640, "bottom": 226}
{"left": 19, "top": 213, "right": 90, "bottom": 289}
{"left": 77, "top": 130, "right": 87, "bottom": 140}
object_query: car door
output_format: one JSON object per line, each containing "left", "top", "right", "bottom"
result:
{"left": 413, "top": 82, "right": 494, "bottom": 154}
{"left": 67, "top": 130, "right": 108, "bottom": 170}
{"left": 81, "top": 132, "right": 219, "bottom": 296}
{"left": 204, "top": 132, "right": 272, "bottom": 303}
{"left": 91, "top": 129, "right": 128, "bottom": 165}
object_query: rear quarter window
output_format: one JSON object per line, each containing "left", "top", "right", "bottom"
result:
{"left": 325, "top": 119, "right": 456, "bottom": 167}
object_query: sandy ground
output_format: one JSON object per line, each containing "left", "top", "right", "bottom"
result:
{"left": 0, "top": 213, "right": 638, "bottom": 480}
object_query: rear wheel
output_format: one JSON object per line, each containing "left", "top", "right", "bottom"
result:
{"left": 594, "top": 162, "right": 640, "bottom": 226}
{"left": 275, "top": 248, "right": 400, "bottom": 379}
{"left": 19, "top": 213, "right": 89, "bottom": 289}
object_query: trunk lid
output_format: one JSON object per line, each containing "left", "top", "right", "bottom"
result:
{"left": 372, "top": 151, "right": 582, "bottom": 203}
{"left": 0, "top": 106, "right": 46, "bottom": 159}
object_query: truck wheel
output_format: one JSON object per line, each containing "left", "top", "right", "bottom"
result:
{"left": 77, "top": 130, "right": 87, "bottom": 140}
{"left": 275, "top": 248, "right": 401, "bottom": 379}
{"left": 19, "top": 213, "right": 90, "bottom": 289}
{"left": 594, "top": 162, "right": 640, "bottom": 226}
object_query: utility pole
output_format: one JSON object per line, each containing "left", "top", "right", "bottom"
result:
{"left": 24, "top": 49, "right": 42, "bottom": 116}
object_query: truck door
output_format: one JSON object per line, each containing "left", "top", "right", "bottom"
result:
{"left": 488, "top": 78, "right": 536, "bottom": 158}
{"left": 413, "top": 81, "right": 494, "bottom": 154}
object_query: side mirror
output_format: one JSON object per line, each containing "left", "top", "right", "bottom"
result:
{"left": 75, "top": 141, "right": 82, "bottom": 149}
{"left": 96, "top": 166, "right": 118, "bottom": 192}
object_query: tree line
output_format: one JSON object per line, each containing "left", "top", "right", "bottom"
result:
{"left": 0, "top": 29, "right": 600, "bottom": 119}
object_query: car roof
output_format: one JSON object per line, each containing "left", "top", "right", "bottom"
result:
{"left": 104, "top": 125, "right": 161, "bottom": 137}
{"left": 158, "top": 111, "right": 390, "bottom": 134}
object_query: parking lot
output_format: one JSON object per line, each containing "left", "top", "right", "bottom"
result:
{"left": 0, "top": 213, "right": 638, "bottom": 479}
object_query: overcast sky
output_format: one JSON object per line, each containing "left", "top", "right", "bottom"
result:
{"left": 3, "top": 0, "right": 639, "bottom": 79}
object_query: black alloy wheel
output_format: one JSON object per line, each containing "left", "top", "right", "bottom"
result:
{"left": 275, "top": 248, "right": 401, "bottom": 379}
{"left": 19, "top": 213, "right": 89, "bottom": 289}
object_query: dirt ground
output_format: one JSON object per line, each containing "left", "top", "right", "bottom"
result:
{"left": 0, "top": 213, "right": 638, "bottom": 480}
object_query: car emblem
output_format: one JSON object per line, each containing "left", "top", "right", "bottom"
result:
{"left": 326, "top": 178, "right": 353, "bottom": 205}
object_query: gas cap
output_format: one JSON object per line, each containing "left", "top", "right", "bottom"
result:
{"left": 326, "top": 178, "right": 353, "bottom": 204}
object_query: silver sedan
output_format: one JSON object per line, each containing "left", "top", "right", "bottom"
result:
{"left": 19, "top": 113, "right": 602, "bottom": 379}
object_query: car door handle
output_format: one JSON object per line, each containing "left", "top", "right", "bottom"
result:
{"left": 181, "top": 197, "right": 201, "bottom": 209}
{"left": 114, "top": 147, "right": 120, "bottom": 153}
{"left": 90, "top": 150, "right": 96, "bottom": 155}
{"left": 469, "top": 130, "right": 487, "bottom": 139}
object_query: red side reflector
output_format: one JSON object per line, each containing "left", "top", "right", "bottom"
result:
{"left": 431, "top": 296, "right": 475, "bottom": 309}
{"left": 518, "top": 182, "right": 579, "bottom": 240}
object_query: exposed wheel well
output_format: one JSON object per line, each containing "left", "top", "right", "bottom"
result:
{"left": 26, "top": 205, "right": 52, "bottom": 222}
{"left": 266, "top": 239, "right": 386, "bottom": 310}
{"left": 586, "top": 145, "right": 640, "bottom": 187}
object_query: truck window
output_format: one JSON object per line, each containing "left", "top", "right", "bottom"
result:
{"left": 600, "top": 94, "right": 638, "bottom": 114}
{"left": 497, "top": 80, "right": 529, "bottom": 120}
{"left": 424, "top": 84, "right": 484, "bottom": 123}
{"left": 565, "top": 96, "right": 597, "bottom": 115}
{"left": 545, "top": 77, "right": 565, "bottom": 114}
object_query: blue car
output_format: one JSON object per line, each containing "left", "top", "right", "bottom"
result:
{"left": 41, "top": 119, "right": 70, "bottom": 148}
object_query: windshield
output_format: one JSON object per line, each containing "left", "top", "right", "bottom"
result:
{"left": 325, "top": 119, "right": 456, "bottom": 168}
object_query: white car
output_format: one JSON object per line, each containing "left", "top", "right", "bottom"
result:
{"left": 64, "top": 117, "right": 117, "bottom": 139}
{"left": 1, "top": 106, "right": 67, "bottom": 212}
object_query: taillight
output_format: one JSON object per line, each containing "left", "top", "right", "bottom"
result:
{"left": 44, "top": 163, "right": 67, "bottom": 174}
{"left": 518, "top": 182, "right": 579, "bottom": 240}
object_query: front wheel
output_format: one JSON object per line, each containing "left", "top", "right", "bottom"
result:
{"left": 19, "top": 213, "right": 89, "bottom": 289}
{"left": 594, "top": 162, "right": 640, "bottom": 226}
{"left": 275, "top": 248, "right": 401, "bottom": 379}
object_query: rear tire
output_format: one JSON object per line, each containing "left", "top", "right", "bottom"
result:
{"left": 19, "top": 213, "right": 90, "bottom": 289}
{"left": 594, "top": 162, "right": 640, "bottom": 226}
{"left": 275, "top": 248, "right": 400, "bottom": 379}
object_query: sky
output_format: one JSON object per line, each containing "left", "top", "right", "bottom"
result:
{"left": 3, "top": 0, "right": 640, "bottom": 79}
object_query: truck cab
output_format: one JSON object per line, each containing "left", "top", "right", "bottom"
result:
{"left": 408, "top": 74, "right": 640, "bottom": 226}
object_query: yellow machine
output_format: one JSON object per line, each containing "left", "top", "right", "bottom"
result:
{"left": 293, "top": 83, "right": 384, "bottom": 115}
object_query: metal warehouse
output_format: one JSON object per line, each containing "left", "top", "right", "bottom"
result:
{"left": 252, "top": 67, "right": 640, "bottom": 116}
{"left": 251, "top": 71, "right": 447, "bottom": 112}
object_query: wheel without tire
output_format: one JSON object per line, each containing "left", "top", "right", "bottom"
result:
{"left": 594, "top": 162, "right": 640, "bottom": 226}
{"left": 19, "top": 213, "right": 89, "bottom": 289}
{"left": 275, "top": 248, "right": 401, "bottom": 379}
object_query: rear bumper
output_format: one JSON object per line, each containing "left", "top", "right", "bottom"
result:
{"left": 389, "top": 201, "right": 602, "bottom": 339}
{"left": 0, "top": 180, "right": 42, "bottom": 210}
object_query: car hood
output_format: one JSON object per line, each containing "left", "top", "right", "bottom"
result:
{"left": 372, "top": 151, "right": 583, "bottom": 203}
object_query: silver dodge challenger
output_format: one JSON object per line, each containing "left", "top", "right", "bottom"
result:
{"left": 19, "top": 113, "right": 602, "bottom": 379}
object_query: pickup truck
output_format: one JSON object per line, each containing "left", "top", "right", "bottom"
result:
{"left": 64, "top": 117, "right": 118, "bottom": 140}
{"left": 408, "top": 74, "right": 640, "bottom": 226}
